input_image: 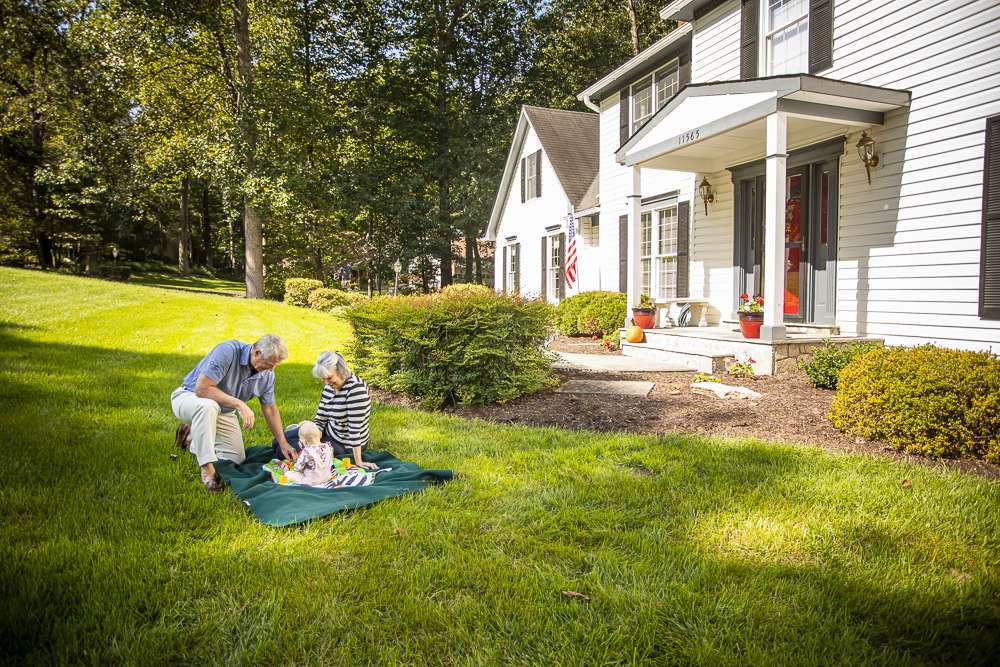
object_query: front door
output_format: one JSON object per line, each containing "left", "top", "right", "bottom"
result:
{"left": 734, "top": 155, "right": 838, "bottom": 324}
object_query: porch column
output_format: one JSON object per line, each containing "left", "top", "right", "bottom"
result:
{"left": 761, "top": 112, "right": 788, "bottom": 341}
{"left": 625, "top": 165, "right": 642, "bottom": 326}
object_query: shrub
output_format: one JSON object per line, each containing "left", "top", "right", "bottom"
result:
{"left": 555, "top": 292, "right": 601, "bottom": 336}
{"left": 344, "top": 291, "right": 556, "bottom": 408}
{"left": 829, "top": 345, "right": 1000, "bottom": 462}
{"left": 283, "top": 278, "right": 324, "bottom": 306}
{"left": 440, "top": 283, "right": 494, "bottom": 299}
{"left": 308, "top": 287, "right": 367, "bottom": 312}
{"left": 577, "top": 292, "right": 627, "bottom": 337}
{"left": 799, "top": 340, "right": 883, "bottom": 389}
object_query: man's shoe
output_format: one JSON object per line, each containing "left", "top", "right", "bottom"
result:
{"left": 201, "top": 469, "right": 224, "bottom": 493}
{"left": 174, "top": 423, "right": 191, "bottom": 450}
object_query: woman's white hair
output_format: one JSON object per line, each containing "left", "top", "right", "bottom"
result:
{"left": 254, "top": 334, "right": 289, "bottom": 362}
{"left": 312, "top": 351, "right": 352, "bottom": 383}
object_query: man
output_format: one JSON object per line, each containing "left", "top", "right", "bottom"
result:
{"left": 171, "top": 334, "right": 297, "bottom": 492}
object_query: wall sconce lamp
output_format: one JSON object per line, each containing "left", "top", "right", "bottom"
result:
{"left": 856, "top": 131, "right": 879, "bottom": 185}
{"left": 698, "top": 176, "right": 715, "bottom": 216}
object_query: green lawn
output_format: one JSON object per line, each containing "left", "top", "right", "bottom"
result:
{"left": 1, "top": 267, "right": 999, "bottom": 665}
{"left": 127, "top": 271, "right": 246, "bottom": 294}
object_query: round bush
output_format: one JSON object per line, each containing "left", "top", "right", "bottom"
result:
{"left": 556, "top": 291, "right": 614, "bottom": 336}
{"left": 799, "top": 340, "right": 882, "bottom": 389}
{"left": 307, "top": 287, "right": 366, "bottom": 311}
{"left": 829, "top": 345, "right": 1000, "bottom": 461}
{"left": 283, "top": 278, "right": 324, "bottom": 306}
{"left": 576, "top": 292, "right": 627, "bottom": 337}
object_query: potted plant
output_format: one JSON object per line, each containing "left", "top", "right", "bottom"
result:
{"left": 631, "top": 293, "right": 656, "bottom": 329}
{"left": 737, "top": 293, "right": 764, "bottom": 339}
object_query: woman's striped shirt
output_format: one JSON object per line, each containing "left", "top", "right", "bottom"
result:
{"left": 313, "top": 375, "right": 371, "bottom": 448}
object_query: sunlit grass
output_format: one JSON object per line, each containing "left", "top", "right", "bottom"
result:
{"left": 1, "top": 267, "right": 998, "bottom": 665}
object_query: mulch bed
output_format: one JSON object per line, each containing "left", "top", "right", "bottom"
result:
{"left": 371, "top": 368, "right": 999, "bottom": 479}
{"left": 546, "top": 333, "right": 621, "bottom": 356}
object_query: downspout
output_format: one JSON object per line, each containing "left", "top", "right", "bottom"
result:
{"left": 581, "top": 93, "right": 600, "bottom": 113}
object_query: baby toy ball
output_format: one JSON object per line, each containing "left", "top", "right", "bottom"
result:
{"left": 625, "top": 326, "right": 644, "bottom": 343}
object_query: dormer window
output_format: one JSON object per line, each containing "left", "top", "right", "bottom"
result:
{"left": 765, "top": 0, "right": 810, "bottom": 74}
{"left": 631, "top": 59, "right": 679, "bottom": 134}
{"left": 631, "top": 76, "right": 653, "bottom": 133}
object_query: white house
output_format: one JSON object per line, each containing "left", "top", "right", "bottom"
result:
{"left": 487, "top": 0, "right": 1000, "bottom": 373}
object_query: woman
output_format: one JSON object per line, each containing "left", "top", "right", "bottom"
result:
{"left": 308, "top": 351, "right": 378, "bottom": 470}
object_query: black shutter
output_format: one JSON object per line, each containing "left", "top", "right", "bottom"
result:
{"left": 520, "top": 158, "right": 526, "bottom": 203}
{"left": 540, "top": 236, "right": 547, "bottom": 300}
{"left": 514, "top": 243, "right": 521, "bottom": 294}
{"left": 535, "top": 150, "right": 542, "bottom": 198}
{"left": 809, "top": 0, "right": 833, "bottom": 73}
{"left": 502, "top": 246, "right": 508, "bottom": 294}
{"left": 679, "top": 51, "right": 691, "bottom": 89}
{"left": 557, "top": 233, "right": 566, "bottom": 300}
{"left": 981, "top": 115, "right": 1000, "bottom": 320}
{"left": 618, "top": 215, "right": 628, "bottom": 293}
{"left": 619, "top": 88, "right": 630, "bottom": 147}
{"left": 740, "top": 0, "right": 758, "bottom": 79}
{"left": 677, "top": 201, "right": 690, "bottom": 298}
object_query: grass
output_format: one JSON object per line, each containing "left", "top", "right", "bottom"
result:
{"left": 1, "top": 266, "right": 999, "bottom": 665}
{"left": 127, "top": 271, "right": 246, "bottom": 294}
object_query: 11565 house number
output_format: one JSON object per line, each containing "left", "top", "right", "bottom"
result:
{"left": 677, "top": 129, "right": 701, "bottom": 145}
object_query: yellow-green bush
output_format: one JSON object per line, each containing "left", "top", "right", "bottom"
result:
{"left": 283, "top": 278, "right": 324, "bottom": 306}
{"left": 829, "top": 345, "right": 1000, "bottom": 461}
{"left": 307, "top": 287, "right": 366, "bottom": 311}
{"left": 555, "top": 292, "right": 600, "bottom": 335}
{"left": 577, "top": 292, "right": 627, "bottom": 337}
{"left": 344, "top": 291, "right": 556, "bottom": 408}
{"left": 439, "top": 283, "right": 494, "bottom": 299}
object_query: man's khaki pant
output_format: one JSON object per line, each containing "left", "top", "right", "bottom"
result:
{"left": 170, "top": 388, "right": 245, "bottom": 466}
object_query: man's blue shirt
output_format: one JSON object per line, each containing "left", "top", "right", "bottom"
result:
{"left": 181, "top": 340, "right": 276, "bottom": 412}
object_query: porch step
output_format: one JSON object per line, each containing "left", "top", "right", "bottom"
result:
{"left": 620, "top": 342, "right": 731, "bottom": 374}
{"left": 720, "top": 320, "right": 841, "bottom": 336}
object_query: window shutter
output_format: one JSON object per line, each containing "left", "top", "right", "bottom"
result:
{"left": 514, "top": 243, "right": 521, "bottom": 294}
{"left": 679, "top": 51, "right": 691, "bottom": 89}
{"left": 540, "top": 236, "right": 548, "bottom": 300}
{"left": 677, "top": 201, "right": 691, "bottom": 298}
{"left": 619, "top": 88, "right": 630, "bottom": 147}
{"left": 808, "top": 0, "right": 833, "bottom": 73}
{"left": 618, "top": 215, "right": 628, "bottom": 293}
{"left": 740, "top": 0, "right": 758, "bottom": 79}
{"left": 502, "top": 246, "right": 508, "bottom": 294}
{"left": 557, "top": 233, "right": 566, "bottom": 300}
{"left": 981, "top": 115, "right": 1000, "bottom": 320}
{"left": 535, "top": 150, "right": 542, "bottom": 198}
{"left": 520, "top": 158, "right": 526, "bottom": 203}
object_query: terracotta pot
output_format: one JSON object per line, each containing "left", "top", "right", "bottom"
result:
{"left": 632, "top": 307, "right": 656, "bottom": 329}
{"left": 738, "top": 311, "right": 763, "bottom": 339}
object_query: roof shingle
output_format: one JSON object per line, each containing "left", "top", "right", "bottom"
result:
{"left": 522, "top": 106, "right": 599, "bottom": 211}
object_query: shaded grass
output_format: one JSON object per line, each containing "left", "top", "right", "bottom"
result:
{"left": 1, "top": 267, "right": 999, "bottom": 665}
{"left": 127, "top": 272, "right": 246, "bottom": 294}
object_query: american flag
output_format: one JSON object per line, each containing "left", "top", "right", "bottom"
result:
{"left": 564, "top": 218, "right": 578, "bottom": 289}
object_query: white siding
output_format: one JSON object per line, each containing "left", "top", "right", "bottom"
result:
{"left": 692, "top": 0, "right": 741, "bottom": 83}
{"left": 690, "top": 169, "right": 735, "bottom": 324}
{"left": 492, "top": 123, "right": 573, "bottom": 303}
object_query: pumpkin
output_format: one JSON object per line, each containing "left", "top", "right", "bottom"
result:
{"left": 625, "top": 326, "right": 644, "bottom": 343}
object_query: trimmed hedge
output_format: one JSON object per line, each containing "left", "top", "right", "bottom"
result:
{"left": 799, "top": 340, "right": 882, "bottom": 389}
{"left": 829, "top": 345, "right": 1000, "bottom": 462}
{"left": 283, "top": 278, "right": 324, "bottom": 306}
{"left": 344, "top": 290, "right": 556, "bottom": 408}
{"left": 555, "top": 291, "right": 625, "bottom": 336}
{"left": 308, "top": 287, "right": 366, "bottom": 311}
{"left": 440, "top": 283, "right": 494, "bottom": 299}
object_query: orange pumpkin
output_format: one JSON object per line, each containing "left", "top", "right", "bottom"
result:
{"left": 625, "top": 326, "right": 644, "bottom": 343}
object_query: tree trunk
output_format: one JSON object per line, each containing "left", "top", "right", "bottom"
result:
{"left": 179, "top": 177, "right": 192, "bottom": 274}
{"left": 234, "top": 0, "right": 264, "bottom": 297}
{"left": 474, "top": 239, "right": 482, "bottom": 284}
{"left": 201, "top": 181, "right": 213, "bottom": 270}
{"left": 626, "top": 0, "right": 641, "bottom": 55}
{"left": 28, "top": 55, "right": 52, "bottom": 268}
{"left": 437, "top": 176, "right": 453, "bottom": 287}
{"left": 464, "top": 227, "right": 475, "bottom": 282}
{"left": 228, "top": 212, "right": 237, "bottom": 272}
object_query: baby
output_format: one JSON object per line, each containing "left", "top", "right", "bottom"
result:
{"left": 278, "top": 422, "right": 333, "bottom": 486}
{"left": 297, "top": 420, "right": 323, "bottom": 447}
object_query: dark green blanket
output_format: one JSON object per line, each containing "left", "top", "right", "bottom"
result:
{"left": 214, "top": 446, "right": 453, "bottom": 527}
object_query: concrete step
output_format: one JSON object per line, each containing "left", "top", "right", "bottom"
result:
{"left": 720, "top": 320, "right": 841, "bottom": 335}
{"left": 620, "top": 342, "right": 732, "bottom": 374}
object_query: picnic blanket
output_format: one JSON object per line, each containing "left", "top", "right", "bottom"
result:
{"left": 214, "top": 445, "right": 453, "bottom": 527}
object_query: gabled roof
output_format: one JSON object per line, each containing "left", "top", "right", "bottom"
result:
{"left": 485, "top": 105, "right": 599, "bottom": 240}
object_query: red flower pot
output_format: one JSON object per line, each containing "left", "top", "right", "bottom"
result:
{"left": 738, "top": 311, "right": 763, "bottom": 339}
{"left": 632, "top": 307, "right": 656, "bottom": 329}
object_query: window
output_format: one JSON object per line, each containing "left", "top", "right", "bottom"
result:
{"left": 631, "top": 76, "right": 653, "bottom": 134}
{"left": 524, "top": 151, "right": 539, "bottom": 200}
{"left": 580, "top": 216, "right": 599, "bottom": 246}
{"left": 656, "top": 207, "right": 679, "bottom": 298}
{"left": 548, "top": 234, "right": 564, "bottom": 299}
{"left": 765, "top": 0, "right": 809, "bottom": 75}
{"left": 655, "top": 61, "right": 679, "bottom": 108}
{"left": 640, "top": 211, "right": 653, "bottom": 296}
{"left": 507, "top": 243, "right": 519, "bottom": 293}
{"left": 630, "top": 61, "right": 679, "bottom": 134}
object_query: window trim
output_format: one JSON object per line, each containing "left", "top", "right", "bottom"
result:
{"left": 524, "top": 152, "right": 539, "bottom": 200}
{"left": 760, "top": 0, "right": 810, "bottom": 76}
{"left": 506, "top": 242, "right": 520, "bottom": 294}
{"left": 630, "top": 58, "right": 680, "bottom": 134}
{"left": 547, "top": 233, "right": 564, "bottom": 299}
{"left": 655, "top": 206, "right": 680, "bottom": 299}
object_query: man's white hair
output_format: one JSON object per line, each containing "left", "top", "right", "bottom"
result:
{"left": 254, "top": 334, "right": 288, "bottom": 362}
{"left": 312, "top": 351, "right": 351, "bottom": 383}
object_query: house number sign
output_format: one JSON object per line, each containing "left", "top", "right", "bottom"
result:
{"left": 677, "top": 128, "right": 701, "bottom": 145}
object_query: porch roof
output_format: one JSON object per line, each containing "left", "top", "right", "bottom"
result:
{"left": 615, "top": 75, "right": 911, "bottom": 172}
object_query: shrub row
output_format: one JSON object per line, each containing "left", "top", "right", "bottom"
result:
{"left": 829, "top": 344, "right": 1000, "bottom": 462}
{"left": 555, "top": 291, "right": 627, "bottom": 337}
{"left": 343, "top": 287, "right": 557, "bottom": 408}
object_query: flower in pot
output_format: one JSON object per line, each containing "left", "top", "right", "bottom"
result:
{"left": 737, "top": 293, "right": 764, "bottom": 339}
{"left": 632, "top": 293, "right": 656, "bottom": 329}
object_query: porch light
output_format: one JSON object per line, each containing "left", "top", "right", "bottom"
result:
{"left": 856, "top": 131, "right": 879, "bottom": 185}
{"left": 698, "top": 176, "right": 715, "bottom": 216}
